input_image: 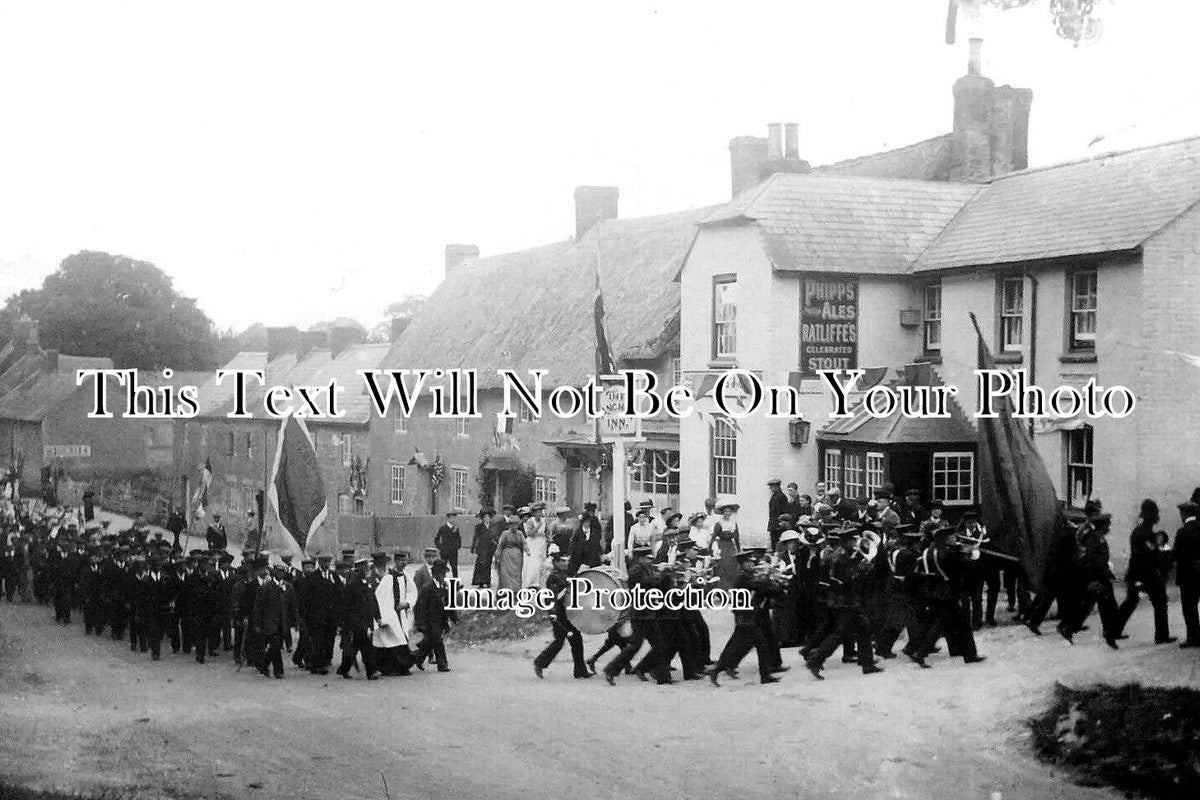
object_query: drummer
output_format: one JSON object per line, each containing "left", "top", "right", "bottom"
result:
{"left": 533, "top": 551, "right": 592, "bottom": 680}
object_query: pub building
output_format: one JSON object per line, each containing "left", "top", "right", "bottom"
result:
{"left": 678, "top": 43, "right": 1200, "bottom": 551}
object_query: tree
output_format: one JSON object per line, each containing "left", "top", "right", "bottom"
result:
{"left": 0, "top": 250, "right": 219, "bottom": 370}
{"left": 948, "top": 1, "right": 1105, "bottom": 47}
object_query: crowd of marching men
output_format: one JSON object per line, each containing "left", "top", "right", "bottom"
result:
{"left": 0, "top": 498, "right": 461, "bottom": 678}
{"left": 530, "top": 480, "right": 1200, "bottom": 684}
{"left": 3, "top": 480, "right": 1198, "bottom": 686}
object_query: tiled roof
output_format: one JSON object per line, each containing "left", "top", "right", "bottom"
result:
{"left": 816, "top": 364, "right": 975, "bottom": 446}
{"left": 914, "top": 136, "right": 1200, "bottom": 271}
{"left": 703, "top": 173, "right": 979, "bottom": 274}
{"left": 386, "top": 206, "right": 715, "bottom": 389}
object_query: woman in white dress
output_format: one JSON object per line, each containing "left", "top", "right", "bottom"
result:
{"left": 522, "top": 503, "right": 550, "bottom": 588}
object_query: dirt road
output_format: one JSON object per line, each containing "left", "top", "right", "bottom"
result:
{"left": 2, "top": 596, "right": 1196, "bottom": 800}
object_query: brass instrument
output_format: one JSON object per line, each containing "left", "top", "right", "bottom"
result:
{"left": 852, "top": 530, "right": 881, "bottom": 563}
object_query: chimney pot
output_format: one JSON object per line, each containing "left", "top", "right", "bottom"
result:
{"left": 44, "top": 349, "right": 59, "bottom": 372}
{"left": 767, "top": 123, "right": 784, "bottom": 159}
{"left": 444, "top": 244, "right": 480, "bottom": 277}
{"left": 968, "top": 37, "right": 983, "bottom": 76}
{"left": 573, "top": 186, "right": 619, "bottom": 241}
{"left": 784, "top": 123, "right": 799, "bottom": 160}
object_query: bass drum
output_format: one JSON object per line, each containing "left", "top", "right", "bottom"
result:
{"left": 565, "top": 566, "right": 627, "bottom": 635}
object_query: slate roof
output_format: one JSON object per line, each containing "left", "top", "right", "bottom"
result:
{"left": 195, "top": 343, "right": 391, "bottom": 425}
{"left": 914, "top": 136, "right": 1200, "bottom": 271}
{"left": 814, "top": 134, "right": 954, "bottom": 182}
{"left": 0, "top": 354, "right": 114, "bottom": 423}
{"left": 701, "top": 173, "right": 979, "bottom": 275}
{"left": 386, "top": 206, "right": 716, "bottom": 389}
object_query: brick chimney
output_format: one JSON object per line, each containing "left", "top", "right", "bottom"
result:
{"left": 728, "top": 124, "right": 811, "bottom": 198}
{"left": 266, "top": 326, "right": 302, "bottom": 361}
{"left": 729, "top": 135, "right": 769, "bottom": 197}
{"left": 949, "top": 39, "right": 1033, "bottom": 182}
{"left": 327, "top": 323, "right": 362, "bottom": 358}
{"left": 44, "top": 349, "right": 59, "bottom": 372}
{"left": 444, "top": 244, "right": 479, "bottom": 277}
{"left": 574, "top": 186, "right": 619, "bottom": 241}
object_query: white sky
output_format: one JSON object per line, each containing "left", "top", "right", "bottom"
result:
{"left": 2, "top": 0, "right": 1198, "bottom": 331}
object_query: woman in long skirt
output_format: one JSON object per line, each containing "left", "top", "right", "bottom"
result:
{"left": 494, "top": 520, "right": 525, "bottom": 593}
{"left": 523, "top": 506, "right": 549, "bottom": 588}
{"left": 711, "top": 502, "right": 741, "bottom": 590}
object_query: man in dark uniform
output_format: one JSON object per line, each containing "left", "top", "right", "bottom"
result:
{"left": 48, "top": 538, "right": 74, "bottom": 624}
{"left": 139, "top": 553, "right": 176, "bottom": 660}
{"left": 79, "top": 549, "right": 108, "bottom": 635}
{"left": 1057, "top": 512, "right": 1121, "bottom": 648}
{"left": 214, "top": 551, "right": 236, "bottom": 652}
{"left": 1114, "top": 499, "right": 1175, "bottom": 644}
{"left": 907, "top": 524, "right": 986, "bottom": 667}
{"left": 602, "top": 546, "right": 667, "bottom": 684}
{"left": 767, "top": 479, "right": 788, "bottom": 551}
{"left": 1173, "top": 501, "right": 1200, "bottom": 648}
{"left": 292, "top": 558, "right": 315, "bottom": 669}
{"left": 250, "top": 559, "right": 287, "bottom": 678}
{"left": 433, "top": 509, "right": 463, "bottom": 580}
{"left": 232, "top": 562, "right": 257, "bottom": 667}
{"left": 303, "top": 553, "right": 340, "bottom": 674}
{"left": 534, "top": 551, "right": 591, "bottom": 680}
{"left": 709, "top": 550, "right": 784, "bottom": 685}
{"left": 804, "top": 525, "right": 882, "bottom": 679}
{"left": 186, "top": 553, "right": 219, "bottom": 663}
{"left": 337, "top": 558, "right": 380, "bottom": 679}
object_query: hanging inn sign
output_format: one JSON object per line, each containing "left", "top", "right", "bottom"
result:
{"left": 799, "top": 276, "right": 859, "bottom": 377}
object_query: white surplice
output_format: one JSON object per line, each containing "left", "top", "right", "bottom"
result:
{"left": 372, "top": 572, "right": 412, "bottom": 649}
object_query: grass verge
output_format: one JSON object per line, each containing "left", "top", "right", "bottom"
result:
{"left": 1029, "top": 682, "right": 1200, "bottom": 799}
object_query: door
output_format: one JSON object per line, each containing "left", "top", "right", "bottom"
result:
{"left": 887, "top": 450, "right": 932, "bottom": 504}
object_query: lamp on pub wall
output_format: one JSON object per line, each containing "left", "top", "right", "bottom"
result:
{"left": 789, "top": 418, "right": 811, "bottom": 446}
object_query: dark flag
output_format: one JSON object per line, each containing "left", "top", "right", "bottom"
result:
{"left": 592, "top": 234, "right": 616, "bottom": 377}
{"left": 267, "top": 415, "right": 329, "bottom": 555}
{"left": 971, "top": 313, "right": 1061, "bottom": 589}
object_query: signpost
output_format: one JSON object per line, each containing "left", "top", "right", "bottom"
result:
{"left": 597, "top": 375, "right": 644, "bottom": 579}
{"left": 43, "top": 444, "right": 90, "bottom": 459}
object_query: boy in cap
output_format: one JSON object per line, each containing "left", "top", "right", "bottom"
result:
{"left": 414, "top": 546, "right": 440, "bottom": 593}
{"left": 1056, "top": 512, "right": 1121, "bottom": 649}
{"left": 250, "top": 559, "right": 286, "bottom": 678}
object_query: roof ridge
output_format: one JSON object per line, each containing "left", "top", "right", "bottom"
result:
{"left": 989, "top": 134, "right": 1200, "bottom": 183}
{"left": 906, "top": 184, "right": 986, "bottom": 273}
{"left": 815, "top": 133, "right": 954, "bottom": 170}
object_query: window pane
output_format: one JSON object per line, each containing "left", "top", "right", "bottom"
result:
{"left": 710, "top": 418, "right": 737, "bottom": 496}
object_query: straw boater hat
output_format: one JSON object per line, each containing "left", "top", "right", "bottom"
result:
{"left": 555, "top": 506, "right": 571, "bottom": 516}
{"left": 778, "top": 529, "right": 801, "bottom": 545}
{"left": 716, "top": 499, "right": 740, "bottom": 513}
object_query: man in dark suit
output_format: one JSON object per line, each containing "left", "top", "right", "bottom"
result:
{"left": 79, "top": 550, "right": 108, "bottom": 635}
{"left": 767, "top": 478, "right": 788, "bottom": 551}
{"left": 1175, "top": 501, "right": 1200, "bottom": 648}
{"left": 412, "top": 560, "right": 456, "bottom": 672}
{"left": 302, "top": 553, "right": 340, "bottom": 674}
{"left": 337, "top": 558, "right": 379, "bottom": 679}
{"left": 205, "top": 515, "right": 227, "bottom": 553}
{"left": 413, "top": 546, "right": 438, "bottom": 594}
{"left": 165, "top": 507, "right": 187, "bottom": 549}
{"left": 434, "top": 510, "right": 463, "bottom": 579}
{"left": 139, "top": 554, "right": 176, "bottom": 661}
{"left": 187, "top": 553, "right": 222, "bottom": 663}
{"left": 250, "top": 559, "right": 287, "bottom": 678}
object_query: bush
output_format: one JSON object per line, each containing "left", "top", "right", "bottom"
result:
{"left": 1029, "top": 682, "right": 1200, "bottom": 799}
